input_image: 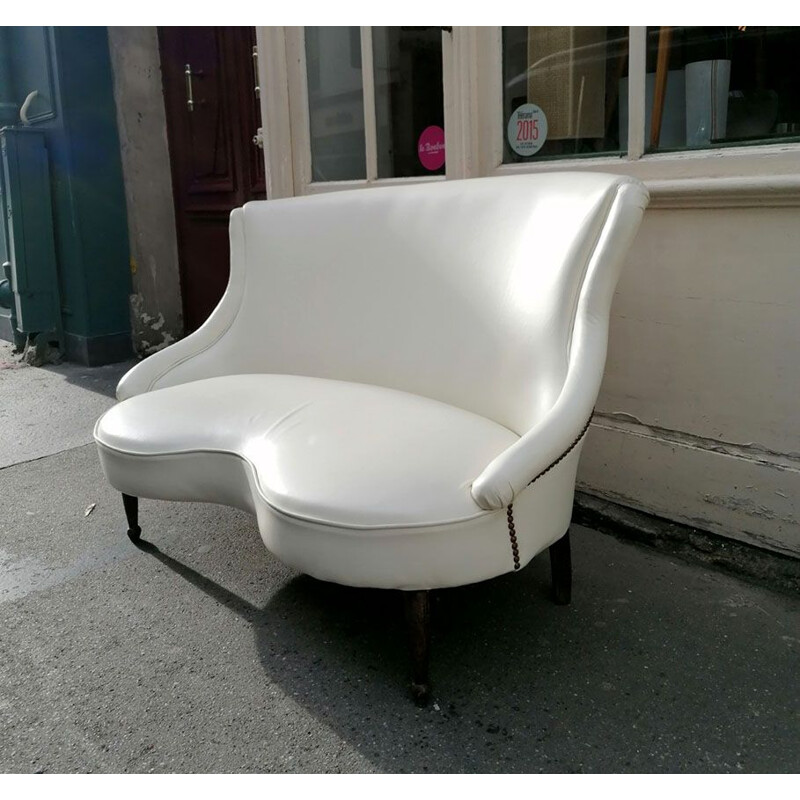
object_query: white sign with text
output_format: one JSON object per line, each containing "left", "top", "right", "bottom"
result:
{"left": 507, "top": 103, "right": 548, "bottom": 157}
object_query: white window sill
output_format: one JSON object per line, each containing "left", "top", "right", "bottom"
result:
{"left": 291, "top": 145, "right": 800, "bottom": 208}
{"left": 302, "top": 175, "right": 446, "bottom": 195}
{"left": 491, "top": 142, "right": 800, "bottom": 208}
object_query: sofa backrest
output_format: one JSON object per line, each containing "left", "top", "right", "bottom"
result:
{"left": 158, "top": 173, "right": 648, "bottom": 434}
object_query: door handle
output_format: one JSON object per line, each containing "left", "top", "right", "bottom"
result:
{"left": 252, "top": 46, "right": 260, "bottom": 100}
{"left": 184, "top": 64, "right": 204, "bottom": 111}
{"left": 184, "top": 64, "right": 194, "bottom": 111}
{"left": 19, "top": 90, "right": 39, "bottom": 125}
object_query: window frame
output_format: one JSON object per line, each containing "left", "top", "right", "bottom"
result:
{"left": 468, "top": 26, "right": 800, "bottom": 208}
{"left": 257, "top": 26, "right": 800, "bottom": 207}
{"left": 279, "top": 26, "right": 449, "bottom": 196}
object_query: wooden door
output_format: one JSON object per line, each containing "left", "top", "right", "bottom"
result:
{"left": 159, "top": 27, "right": 265, "bottom": 333}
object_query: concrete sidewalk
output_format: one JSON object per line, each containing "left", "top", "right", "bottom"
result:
{"left": 1, "top": 345, "right": 798, "bottom": 773}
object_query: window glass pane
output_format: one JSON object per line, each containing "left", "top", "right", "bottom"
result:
{"left": 502, "top": 27, "right": 629, "bottom": 162}
{"left": 646, "top": 26, "right": 800, "bottom": 152}
{"left": 373, "top": 27, "right": 445, "bottom": 178}
{"left": 305, "top": 26, "right": 366, "bottom": 181}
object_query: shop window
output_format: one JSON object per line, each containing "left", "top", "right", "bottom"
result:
{"left": 373, "top": 27, "right": 445, "bottom": 178}
{"left": 302, "top": 26, "right": 445, "bottom": 186}
{"left": 501, "top": 26, "right": 800, "bottom": 163}
{"left": 305, "top": 26, "right": 367, "bottom": 181}
{"left": 502, "top": 27, "right": 629, "bottom": 163}
{"left": 645, "top": 26, "right": 800, "bottom": 152}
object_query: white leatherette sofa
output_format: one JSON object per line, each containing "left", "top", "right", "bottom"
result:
{"left": 95, "top": 173, "right": 649, "bottom": 703}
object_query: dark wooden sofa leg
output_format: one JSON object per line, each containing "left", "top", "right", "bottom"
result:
{"left": 549, "top": 530, "right": 572, "bottom": 605}
{"left": 122, "top": 493, "right": 142, "bottom": 544}
{"left": 404, "top": 590, "right": 431, "bottom": 706}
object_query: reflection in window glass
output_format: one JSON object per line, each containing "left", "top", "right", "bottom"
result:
{"left": 646, "top": 26, "right": 800, "bottom": 152}
{"left": 305, "top": 26, "right": 366, "bottom": 181}
{"left": 373, "top": 27, "right": 445, "bottom": 178}
{"left": 502, "top": 27, "right": 629, "bottom": 162}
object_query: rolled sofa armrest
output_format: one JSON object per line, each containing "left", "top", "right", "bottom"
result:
{"left": 470, "top": 362, "right": 599, "bottom": 510}
{"left": 117, "top": 209, "right": 246, "bottom": 401}
{"left": 470, "top": 181, "right": 649, "bottom": 510}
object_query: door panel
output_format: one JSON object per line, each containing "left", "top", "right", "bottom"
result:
{"left": 159, "top": 26, "right": 265, "bottom": 333}
{"left": 179, "top": 215, "right": 230, "bottom": 331}
{"left": 183, "top": 29, "right": 237, "bottom": 198}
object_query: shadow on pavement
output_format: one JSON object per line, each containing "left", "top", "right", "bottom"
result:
{"left": 132, "top": 534, "right": 797, "bottom": 773}
{"left": 42, "top": 358, "right": 136, "bottom": 399}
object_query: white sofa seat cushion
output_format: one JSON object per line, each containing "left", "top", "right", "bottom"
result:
{"left": 94, "top": 374, "right": 519, "bottom": 529}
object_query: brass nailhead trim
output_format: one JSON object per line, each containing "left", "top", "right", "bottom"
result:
{"left": 507, "top": 505, "right": 520, "bottom": 570}
{"left": 505, "top": 412, "right": 594, "bottom": 571}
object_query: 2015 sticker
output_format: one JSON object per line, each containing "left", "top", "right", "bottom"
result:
{"left": 507, "top": 104, "right": 548, "bottom": 157}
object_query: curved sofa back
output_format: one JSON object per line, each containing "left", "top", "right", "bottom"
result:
{"left": 139, "top": 173, "right": 648, "bottom": 434}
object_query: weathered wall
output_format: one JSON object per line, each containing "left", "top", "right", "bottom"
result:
{"left": 579, "top": 205, "right": 800, "bottom": 557}
{"left": 107, "top": 26, "right": 183, "bottom": 355}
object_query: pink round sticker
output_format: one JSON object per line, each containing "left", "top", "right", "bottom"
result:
{"left": 417, "top": 125, "right": 445, "bottom": 171}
